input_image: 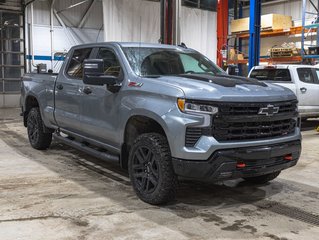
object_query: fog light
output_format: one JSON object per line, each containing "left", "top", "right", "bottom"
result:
{"left": 284, "top": 154, "right": 293, "bottom": 161}
{"left": 236, "top": 162, "right": 246, "bottom": 168}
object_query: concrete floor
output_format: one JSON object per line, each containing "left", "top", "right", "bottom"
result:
{"left": 0, "top": 108, "right": 319, "bottom": 240}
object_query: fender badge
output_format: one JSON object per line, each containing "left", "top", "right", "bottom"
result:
{"left": 128, "top": 82, "right": 143, "bottom": 87}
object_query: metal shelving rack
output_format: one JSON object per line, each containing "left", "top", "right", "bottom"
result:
{"left": 227, "top": 0, "right": 319, "bottom": 68}
{"left": 301, "top": 0, "right": 319, "bottom": 59}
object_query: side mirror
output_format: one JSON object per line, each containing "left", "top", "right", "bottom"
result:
{"left": 83, "top": 59, "right": 117, "bottom": 86}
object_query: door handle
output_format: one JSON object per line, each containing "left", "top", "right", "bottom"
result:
{"left": 300, "top": 87, "right": 307, "bottom": 93}
{"left": 83, "top": 87, "right": 92, "bottom": 95}
{"left": 56, "top": 84, "right": 63, "bottom": 90}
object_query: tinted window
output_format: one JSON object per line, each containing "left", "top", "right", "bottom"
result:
{"left": 297, "top": 68, "right": 315, "bottom": 83}
{"left": 250, "top": 69, "right": 291, "bottom": 82}
{"left": 97, "top": 48, "right": 121, "bottom": 77}
{"left": 67, "top": 48, "right": 92, "bottom": 79}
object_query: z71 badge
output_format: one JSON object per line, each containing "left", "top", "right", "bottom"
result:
{"left": 128, "top": 82, "right": 143, "bottom": 87}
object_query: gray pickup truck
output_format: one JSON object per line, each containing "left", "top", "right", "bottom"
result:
{"left": 21, "top": 42, "right": 301, "bottom": 205}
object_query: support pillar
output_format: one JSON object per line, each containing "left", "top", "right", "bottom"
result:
{"left": 217, "top": 0, "right": 229, "bottom": 67}
{"left": 248, "top": 0, "right": 261, "bottom": 71}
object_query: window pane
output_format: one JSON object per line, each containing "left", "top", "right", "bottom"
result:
{"left": 1, "top": 12, "right": 21, "bottom": 26}
{"left": 97, "top": 48, "right": 121, "bottom": 77}
{"left": 67, "top": 48, "right": 92, "bottom": 79}
{"left": 4, "top": 80, "right": 21, "bottom": 92}
{"left": 2, "top": 26, "right": 22, "bottom": 39}
{"left": 297, "top": 68, "right": 314, "bottom": 83}
{"left": 2, "top": 39, "right": 23, "bottom": 52}
{"left": 4, "top": 66, "right": 23, "bottom": 78}
{"left": 0, "top": 80, "right": 3, "bottom": 93}
{"left": 182, "top": 0, "right": 216, "bottom": 11}
{"left": 1, "top": 53, "right": 24, "bottom": 65}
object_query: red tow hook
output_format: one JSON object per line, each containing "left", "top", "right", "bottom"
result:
{"left": 236, "top": 162, "right": 246, "bottom": 168}
{"left": 284, "top": 154, "right": 293, "bottom": 161}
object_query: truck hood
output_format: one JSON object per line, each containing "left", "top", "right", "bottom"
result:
{"left": 156, "top": 74, "right": 296, "bottom": 102}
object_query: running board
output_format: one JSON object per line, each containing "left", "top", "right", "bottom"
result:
{"left": 53, "top": 133, "right": 119, "bottom": 163}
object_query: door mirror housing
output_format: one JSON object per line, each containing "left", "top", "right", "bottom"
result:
{"left": 83, "top": 59, "right": 118, "bottom": 86}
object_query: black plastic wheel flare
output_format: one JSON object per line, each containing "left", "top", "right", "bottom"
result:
{"left": 28, "top": 115, "right": 39, "bottom": 143}
{"left": 132, "top": 146, "right": 159, "bottom": 194}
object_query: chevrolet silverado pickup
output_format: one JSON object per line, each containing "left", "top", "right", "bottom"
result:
{"left": 21, "top": 42, "right": 301, "bottom": 205}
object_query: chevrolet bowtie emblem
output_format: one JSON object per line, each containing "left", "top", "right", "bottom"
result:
{"left": 258, "top": 104, "right": 279, "bottom": 116}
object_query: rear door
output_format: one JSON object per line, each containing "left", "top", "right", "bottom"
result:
{"left": 54, "top": 47, "right": 93, "bottom": 134}
{"left": 294, "top": 67, "right": 319, "bottom": 115}
{"left": 80, "top": 46, "right": 124, "bottom": 150}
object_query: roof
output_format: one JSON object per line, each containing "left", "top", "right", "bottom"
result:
{"left": 69, "top": 42, "right": 188, "bottom": 51}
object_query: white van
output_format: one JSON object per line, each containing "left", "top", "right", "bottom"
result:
{"left": 249, "top": 65, "right": 319, "bottom": 119}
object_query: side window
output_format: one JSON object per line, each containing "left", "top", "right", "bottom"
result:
{"left": 67, "top": 48, "right": 92, "bottom": 79}
{"left": 97, "top": 48, "right": 121, "bottom": 77}
{"left": 297, "top": 68, "right": 315, "bottom": 83}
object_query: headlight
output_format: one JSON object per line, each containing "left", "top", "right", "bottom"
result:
{"left": 177, "top": 99, "right": 218, "bottom": 115}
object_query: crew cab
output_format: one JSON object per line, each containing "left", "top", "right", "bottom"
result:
{"left": 21, "top": 42, "right": 301, "bottom": 204}
{"left": 249, "top": 65, "right": 319, "bottom": 119}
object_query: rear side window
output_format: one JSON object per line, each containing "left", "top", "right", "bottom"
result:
{"left": 297, "top": 68, "right": 316, "bottom": 83}
{"left": 66, "top": 48, "right": 92, "bottom": 79}
{"left": 250, "top": 69, "right": 291, "bottom": 82}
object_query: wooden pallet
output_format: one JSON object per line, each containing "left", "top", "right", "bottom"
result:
{"left": 270, "top": 48, "right": 294, "bottom": 58}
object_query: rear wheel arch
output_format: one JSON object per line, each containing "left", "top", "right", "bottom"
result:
{"left": 121, "top": 115, "right": 169, "bottom": 169}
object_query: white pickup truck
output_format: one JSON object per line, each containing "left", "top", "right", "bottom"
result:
{"left": 249, "top": 65, "right": 319, "bottom": 119}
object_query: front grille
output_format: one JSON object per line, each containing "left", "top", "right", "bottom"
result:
{"left": 212, "top": 118, "right": 296, "bottom": 141}
{"left": 185, "top": 100, "right": 298, "bottom": 146}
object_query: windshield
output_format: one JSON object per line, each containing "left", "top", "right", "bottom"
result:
{"left": 122, "top": 47, "right": 225, "bottom": 77}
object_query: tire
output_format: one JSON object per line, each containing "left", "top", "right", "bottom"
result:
{"left": 27, "top": 107, "right": 52, "bottom": 150}
{"left": 243, "top": 171, "right": 281, "bottom": 184}
{"left": 128, "top": 133, "right": 178, "bottom": 205}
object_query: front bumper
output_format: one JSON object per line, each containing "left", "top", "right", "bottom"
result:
{"left": 172, "top": 140, "right": 301, "bottom": 180}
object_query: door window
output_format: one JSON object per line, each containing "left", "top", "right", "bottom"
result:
{"left": 297, "top": 68, "right": 315, "bottom": 84}
{"left": 96, "top": 48, "right": 121, "bottom": 77}
{"left": 66, "top": 48, "right": 92, "bottom": 79}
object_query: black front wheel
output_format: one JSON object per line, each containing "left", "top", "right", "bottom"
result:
{"left": 27, "top": 107, "right": 52, "bottom": 150}
{"left": 243, "top": 171, "right": 281, "bottom": 184}
{"left": 128, "top": 133, "right": 177, "bottom": 205}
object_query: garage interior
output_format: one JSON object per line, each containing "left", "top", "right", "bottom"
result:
{"left": 0, "top": 0, "right": 319, "bottom": 239}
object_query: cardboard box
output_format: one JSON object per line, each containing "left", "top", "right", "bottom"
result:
{"left": 230, "top": 14, "right": 292, "bottom": 33}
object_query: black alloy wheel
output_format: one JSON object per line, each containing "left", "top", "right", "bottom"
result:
{"left": 129, "top": 133, "right": 177, "bottom": 205}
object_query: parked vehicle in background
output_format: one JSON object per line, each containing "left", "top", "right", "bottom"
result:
{"left": 249, "top": 65, "right": 319, "bottom": 119}
{"left": 21, "top": 43, "right": 301, "bottom": 205}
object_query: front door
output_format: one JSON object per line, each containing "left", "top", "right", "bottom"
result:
{"left": 295, "top": 67, "right": 319, "bottom": 115}
{"left": 80, "top": 47, "right": 124, "bottom": 150}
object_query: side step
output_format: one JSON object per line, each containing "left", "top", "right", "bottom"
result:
{"left": 53, "top": 133, "right": 119, "bottom": 163}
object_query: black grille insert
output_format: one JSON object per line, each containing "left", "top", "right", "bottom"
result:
{"left": 185, "top": 100, "right": 298, "bottom": 146}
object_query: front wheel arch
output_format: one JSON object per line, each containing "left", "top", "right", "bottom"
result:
{"left": 121, "top": 115, "right": 169, "bottom": 169}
